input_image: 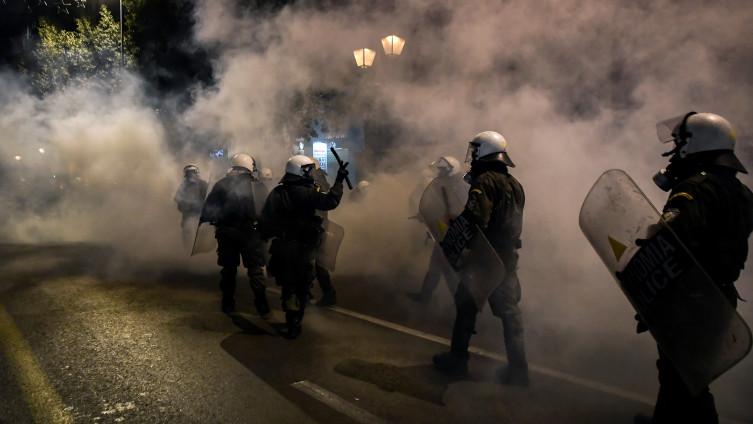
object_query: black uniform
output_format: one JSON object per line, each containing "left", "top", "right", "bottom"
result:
{"left": 261, "top": 173, "right": 343, "bottom": 336}
{"left": 175, "top": 173, "right": 208, "bottom": 244}
{"left": 650, "top": 165, "right": 753, "bottom": 423}
{"left": 311, "top": 168, "right": 337, "bottom": 304}
{"left": 436, "top": 160, "right": 528, "bottom": 383}
{"left": 201, "top": 167, "right": 269, "bottom": 315}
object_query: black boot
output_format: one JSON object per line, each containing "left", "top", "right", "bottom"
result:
{"left": 284, "top": 312, "right": 302, "bottom": 339}
{"left": 432, "top": 352, "right": 469, "bottom": 376}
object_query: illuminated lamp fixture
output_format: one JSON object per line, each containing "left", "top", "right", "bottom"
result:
{"left": 353, "top": 48, "right": 376, "bottom": 68}
{"left": 381, "top": 34, "right": 405, "bottom": 56}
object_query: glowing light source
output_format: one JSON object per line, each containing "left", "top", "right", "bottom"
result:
{"left": 14, "top": 155, "right": 22, "bottom": 161}
{"left": 381, "top": 35, "right": 405, "bottom": 56}
{"left": 353, "top": 48, "right": 376, "bottom": 68}
{"left": 38, "top": 147, "right": 45, "bottom": 154}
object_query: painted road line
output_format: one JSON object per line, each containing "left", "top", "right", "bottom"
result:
{"left": 323, "top": 303, "right": 655, "bottom": 405}
{"left": 270, "top": 288, "right": 746, "bottom": 424}
{"left": 0, "top": 305, "right": 73, "bottom": 424}
{"left": 292, "top": 380, "right": 387, "bottom": 424}
{"left": 269, "top": 287, "right": 651, "bottom": 403}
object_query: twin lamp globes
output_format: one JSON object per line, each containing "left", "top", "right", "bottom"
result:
{"left": 353, "top": 34, "right": 405, "bottom": 69}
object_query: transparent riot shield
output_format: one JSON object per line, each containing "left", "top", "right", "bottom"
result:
{"left": 418, "top": 176, "right": 468, "bottom": 238}
{"left": 579, "top": 169, "right": 752, "bottom": 394}
{"left": 191, "top": 221, "right": 216, "bottom": 256}
{"left": 317, "top": 220, "right": 345, "bottom": 272}
{"left": 419, "top": 177, "right": 507, "bottom": 309}
{"left": 191, "top": 177, "right": 217, "bottom": 256}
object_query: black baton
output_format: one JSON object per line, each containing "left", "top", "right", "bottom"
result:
{"left": 330, "top": 147, "right": 353, "bottom": 190}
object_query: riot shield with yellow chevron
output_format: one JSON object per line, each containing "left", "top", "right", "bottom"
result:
{"left": 419, "top": 176, "right": 506, "bottom": 309}
{"left": 579, "top": 169, "right": 751, "bottom": 394}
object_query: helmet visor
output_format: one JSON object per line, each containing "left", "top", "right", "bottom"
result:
{"left": 656, "top": 115, "right": 686, "bottom": 144}
{"left": 501, "top": 151, "right": 516, "bottom": 167}
{"left": 301, "top": 163, "right": 315, "bottom": 177}
{"left": 465, "top": 143, "right": 479, "bottom": 163}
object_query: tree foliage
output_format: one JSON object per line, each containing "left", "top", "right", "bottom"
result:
{"left": 32, "top": 5, "right": 136, "bottom": 94}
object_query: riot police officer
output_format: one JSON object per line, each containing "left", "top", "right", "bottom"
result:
{"left": 433, "top": 131, "right": 529, "bottom": 386}
{"left": 407, "top": 156, "right": 465, "bottom": 303}
{"left": 638, "top": 112, "right": 753, "bottom": 423}
{"left": 261, "top": 155, "right": 348, "bottom": 339}
{"left": 200, "top": 153, "right": 270, "bottom": 316}
{"left": 174, "top": 164, "right": 208, "bottom": 247}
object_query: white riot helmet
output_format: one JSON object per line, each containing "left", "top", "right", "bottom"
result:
{"left": 231, "top": 153, "right": 256, "bottom": 173}
{"left": 432, "top": 156, "right": 462, "bottom": 176}
{"left": 285, "top": 155, "right": 316, "bottom": 177}
{"left": 261, "top": 167, "right": 273, "bottom": 180}
{"left": 465, "top": 131, "right": 515, "bottom": 167}
{"left": 656, "top": 112, "right": 746, "bottom": 173}
{"left": 183, "top": 164, "right": 199, "bottom": 176}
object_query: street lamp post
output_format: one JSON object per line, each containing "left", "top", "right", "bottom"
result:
{"left": 119, "top": 0, "right": 124, "bottom": 67}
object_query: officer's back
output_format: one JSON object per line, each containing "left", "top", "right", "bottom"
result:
{"left": 203, "top": 168, "right": 260, "bottom": 229}
{"left": 262, "top": 172, "right": 340, "bottom": 242}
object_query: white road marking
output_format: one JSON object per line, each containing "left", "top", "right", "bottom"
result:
{"left": 291, "top": 380, "right": 387, "bottom": 424}
{"left": 268, "top": 288, "right": 746, "bottom": 424}
{"left": 328, "top": 304, "right": 655, "bottom": 404}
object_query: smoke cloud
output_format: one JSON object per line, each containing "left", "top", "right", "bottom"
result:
{"left": 1, "top": 0, "right": 752, "bottom": 417}
{"left": 184, "top": 0, "right": 753, "bottom": 415}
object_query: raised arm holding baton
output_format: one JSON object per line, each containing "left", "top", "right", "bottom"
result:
{"left": 330, "top": 147, "right": 353, "bottom": 190}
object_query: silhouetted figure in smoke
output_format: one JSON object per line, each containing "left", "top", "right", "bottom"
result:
{"left": 261, "top": 155, "right": 347, "bottom": 339}
{"left": 309, "top": 159, "right": 338, "bottom": 306}
{"left": 200, "top": 153, "right": 270, "bottom": 316}
{"left": 433, "top": 131, "right": 529, "bottom": 386}
{"left": 174, "top": 164, "right": 208, "bottom": 247}
{"left": 260, "top": 167, "right": 275, "bottom": 193}
{"left": 633, "top": 113, "right": 753, "bottom": 424}
{"left": 407, "top": 156, "right": 466, "bottom": 303}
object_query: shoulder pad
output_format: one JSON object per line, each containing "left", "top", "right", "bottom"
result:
{"left": 671, "top": 171, "right": 710, "bottom": 195}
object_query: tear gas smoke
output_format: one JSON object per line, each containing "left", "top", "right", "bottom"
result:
{"left": 0, "top": 74, "right": 185, "bottom": 265}
{"left": 187, "top": 0, "right": 753, "bottom": 414}
{"left": 1, "top": 0, "right": 752, "bottom": 417}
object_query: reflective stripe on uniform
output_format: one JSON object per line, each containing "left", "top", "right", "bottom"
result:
{"left": 668, "top": 192, "right": 694, "bottom": 202}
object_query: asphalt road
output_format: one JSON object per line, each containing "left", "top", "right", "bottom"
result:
{"left": 0, "top": 243, "right": 750, "bottom": 423}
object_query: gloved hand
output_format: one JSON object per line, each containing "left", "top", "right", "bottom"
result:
{"left": 335, "top": 162, "right": 350, "bottom": 184}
